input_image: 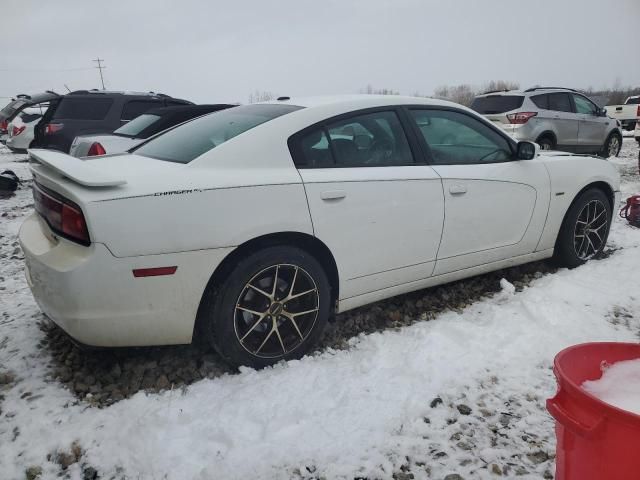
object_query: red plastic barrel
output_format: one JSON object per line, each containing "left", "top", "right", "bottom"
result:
{"left": 547, "top": 342, "right": 640, "bottom": 480}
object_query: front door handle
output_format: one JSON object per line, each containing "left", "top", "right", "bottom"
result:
{"left": 320, "top": 190, "right": 346, "bottom": 201}
{"left": 449, "top": 184, "right": 467, "bottom": 195}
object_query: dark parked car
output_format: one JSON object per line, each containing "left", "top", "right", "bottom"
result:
{"left": 0, "top": 90, "right": 192, "bottom": 153}
{"left": 69, "top": 104, "right": 235, "bottom": 157}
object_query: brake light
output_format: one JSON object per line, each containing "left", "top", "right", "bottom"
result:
{"left": 0, "top": 120, "right": 7, "bottom": 134}
{"left": 637, "top": 105, "right": 640, "bottom": 117}
{"left": 45, "top": 123, "right": 64, "bottom": 135}
{"left": 507, "top": 112, "right": 538, "bottom": 124}
{"left": 87, "top": 142, "right": 106, "bottom": 156}
{"left": 33, "top": 182, "right": 90, "bottom": 245}
{"left": 12, "top": 125, "right": 26, "bottom": 137}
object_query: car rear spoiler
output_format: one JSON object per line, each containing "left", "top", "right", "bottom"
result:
{"left": 28, "top": 149, "right": 127, "bottom": 187}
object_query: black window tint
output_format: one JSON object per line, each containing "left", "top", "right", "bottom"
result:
{"left": 135, "top": 104, "right": 302, "bottom": 164}
{"left": 410, "top": 109, "right": 512, "bottom": 165}
{"left": 531, "top": 94, "right": 548, "bottom": 109}
{"left": 297, "top": 129, "right": 334, "bottom": 167}
{"left": 121, "top": 100, "right": 162, "bottom": 121}
{"left": 326, "top": 111, "right": 413, "bottom": 167}
{"left": 52, "top": 98, "right": 114, "bottom": 120}
{"left": 470, "top": 95, "right": 524, "bottom": 114}
{"left": 548, "top": 93, "right": 573, "bottom": 113}
{"left": 626, "top": 97, "right": 640, "bottom": 105}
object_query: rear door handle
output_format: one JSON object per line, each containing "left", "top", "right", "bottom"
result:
{"left": 320, "top": 190, "right": 346, "bottom": 200}
{"left": 449, "top": 184, "right": 467, "bottom": 195}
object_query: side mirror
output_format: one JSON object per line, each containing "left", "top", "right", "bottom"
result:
{"left": 517, "top": 141, "right": 539, "bottom": 160}
{"left": 599, "top": 107, "right": 607, "bottom": 117}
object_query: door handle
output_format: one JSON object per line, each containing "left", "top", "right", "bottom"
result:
{"left": 320, "top": 190, "right": 346, "bottom": 201}
{"left": 449, "top": 184, "right": 467, "bottom": 195}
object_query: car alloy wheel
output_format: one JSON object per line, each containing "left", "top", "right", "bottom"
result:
{"left": 233, "top": 264, "right": 319, "bottom": 358}
{"left": 573, "top": 199, "right": 608, "bottom": 260}
{"left": 607, "top": 135, "right": 621, "bottom": 157}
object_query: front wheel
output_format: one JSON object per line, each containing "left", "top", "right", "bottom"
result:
{"left": 602, "top": 133, "right": 622, "bottom": 158}
{"left": 553, "top": 189, "right": 612, "bottom": 268}
{"left": 200, "top": 246, "right": 331, "bottom": 369}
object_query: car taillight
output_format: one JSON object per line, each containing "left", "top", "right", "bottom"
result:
{"left": 12, "top": 125, "right": 26, "bottom": 137}
{"left": 87, "top": 142, "right": 106, "bottom": 156}
{"left": 637, "top": 105, "right": 640, "bottom": 117}
{"left": 33, "top": 182, "right": 90, "bottom": 245}
{"left": 45, "top": 123, "right": 64, "bottom": 135}
{"left": 0, "top": 120, "right": 7, "bottom": 134}
{"left": 507, "top": 112, "right": 538, "bottom": 124}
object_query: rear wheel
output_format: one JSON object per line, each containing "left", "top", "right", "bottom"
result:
{"left": 200, "top": 246, "right": 331, "bottom": 369}
{"left": 553, "top": 188, "right": 612, "bottom": 268}
{"left": 602, "top": 133, "right": 622, "bottom": 158}
{"left": 536, "top": 135, "right": 555, "bottom": 151}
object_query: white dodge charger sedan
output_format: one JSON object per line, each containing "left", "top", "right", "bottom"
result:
{"left": 20, "top": 95, "right": 620, "bottom": 368}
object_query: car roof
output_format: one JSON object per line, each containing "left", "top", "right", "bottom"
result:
{"left": 475, "top": 87, "right": 583, "bottom": 98}
{"left": 262, "top": 94, "right": 460, "bottom": 110}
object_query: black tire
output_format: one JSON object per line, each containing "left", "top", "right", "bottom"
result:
{"left": 601, "top": 132, "right": 622, "bottom": 158}
{"left": 553, "top": 188, "right": 612, "bottom": 268}
{"left": 536, "top": 135, "right": 555, "bottom": 151}
{"left": 199, "top": 246, "right": 331, "bottom": 369}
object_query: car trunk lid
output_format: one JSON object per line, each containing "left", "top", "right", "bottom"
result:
{"left": 0, "top": 91, "right": 61, "bottom": 123}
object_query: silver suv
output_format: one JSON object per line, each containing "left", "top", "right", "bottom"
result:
{"left": 471, "top": 87, "right": 623, "bottom": 157}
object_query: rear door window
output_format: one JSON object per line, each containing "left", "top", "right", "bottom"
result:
{"left": 121, "top": 100, "right": 163, "bottom": 121}
{"left": 134, "top": 104, "right": 302, "bottom": 163}
{"left": 547, "top": 93, "right": 573, "bottom": 113}
{"left": 530, "top": 94, "right": 548, "bottom": 109}
{"left": 470, "top": 96, "right": 524, "bottom": 114}
{"left": 52, "top": 98, "right": 114, "bottom": 120}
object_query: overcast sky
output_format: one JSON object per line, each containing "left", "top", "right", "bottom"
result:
{"left": 2, "top": 0, "right": 639, "bottom": 103}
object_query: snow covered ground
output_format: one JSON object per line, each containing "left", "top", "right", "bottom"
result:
{"left": 1, "top": 140, "right": 639, "bottom": 480}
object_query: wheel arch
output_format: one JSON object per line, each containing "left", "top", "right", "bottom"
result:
{"left": 194, "top": 231, "right": 340, "bottom": 339}
{"left": 535, "top": 131, "right": 557, "bottom": 146}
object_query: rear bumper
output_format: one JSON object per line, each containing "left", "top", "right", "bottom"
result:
{"left": 20, "top": 213, "right": 233, "bottom": 347}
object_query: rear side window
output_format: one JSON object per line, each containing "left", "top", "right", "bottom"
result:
{"left": 293, "top": 110, "right": 414, "bottom": 168}
{"left": 114, "top": 114, "right": 160, "bottom": 137}
{"left": 134, "top": 104, "right": 302, "bottom": 163}
{"left": 470, "top": 95, "right": 524, "bottom": 114}
{"left": 121, "top": 100, "right": 163, "bottom": 121}
{"left": 626, "top": 97, "right": 640, "bottom": 105}
{"left": 53, "top": 98, "right": 113, "bottom": 120}
{"left": 531, "top": 94, "right": 548, "bottom": 109}
{"left": 548, "top": 93, "right": 573, "bottom": 113}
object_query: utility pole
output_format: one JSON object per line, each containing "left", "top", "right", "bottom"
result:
{"left": 93, "top": 58, "right": 106, "bottom": 90}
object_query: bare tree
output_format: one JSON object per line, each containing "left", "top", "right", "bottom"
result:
{"left": 360, "top": 84, "right": 399, "bottom": 95}
{"left": 248, "top": 90, "right": 274, "bottom": 104}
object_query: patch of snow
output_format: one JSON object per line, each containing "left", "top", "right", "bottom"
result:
{"left": 583, "top": 359, "right": 640, "bottom": 416}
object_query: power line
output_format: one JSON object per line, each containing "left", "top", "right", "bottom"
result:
{"left": 93, "top": 58, "right": 106, "bottom": 90}
{"left": 0, "top": 66, "right": 94, "bottom": 73}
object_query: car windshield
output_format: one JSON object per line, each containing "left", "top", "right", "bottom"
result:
{"left": 114, "top": 114, "right": 161, "bottom": 137}
{"left": 134, "top": 104, "right": 302, "bottom": 163}
{"left": 471, "top": 95, "right": 524, "bottom": 114}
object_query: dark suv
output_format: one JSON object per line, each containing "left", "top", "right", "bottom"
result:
{"left": 0, "top": 90, "right": 192, "bottom": 153}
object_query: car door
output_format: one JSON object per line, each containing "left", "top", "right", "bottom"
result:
{"left": 572, "top": 93, "right": 608, "bottom": 153}
{"left": 291, "top": 108, "right": 445, "bottom": 300}
{"left": 547, "top": 92, "right": 579, "bottom": 151}
{"left": 406, "top": 108, "right": 550, "bottom": 276}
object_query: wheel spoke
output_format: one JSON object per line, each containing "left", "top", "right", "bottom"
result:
{"left": 287, "top": 266, "right": 299, "bottom": 298}
{"left": 286, "top": 288, "right": 317, "bottom": 301}
{"left": 282, "top": 312, "right": 304, "bottom": 339}
{"left": 236, "top": 305, "right": 268, "bottom": 317}
{"left": 273, "top": 323, "right": 287, "bottom": 354}
{"left": 239, "top": 312, "right": 268, "bottom": 342}
{"left": 271, "top": 265, "right": 280, "bottom": 299}
{"left": 255, "top": 327, "right": 275, "bottom": 355}
{"left": 286, "top": 307, "right": 319, "bottom": 317}
{"left": 247, "top": 283, "right": 273, "bottom": 300}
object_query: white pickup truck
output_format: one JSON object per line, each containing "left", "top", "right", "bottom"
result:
{"left": 606, "top": 95, "right": 640, "bottom": 131}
